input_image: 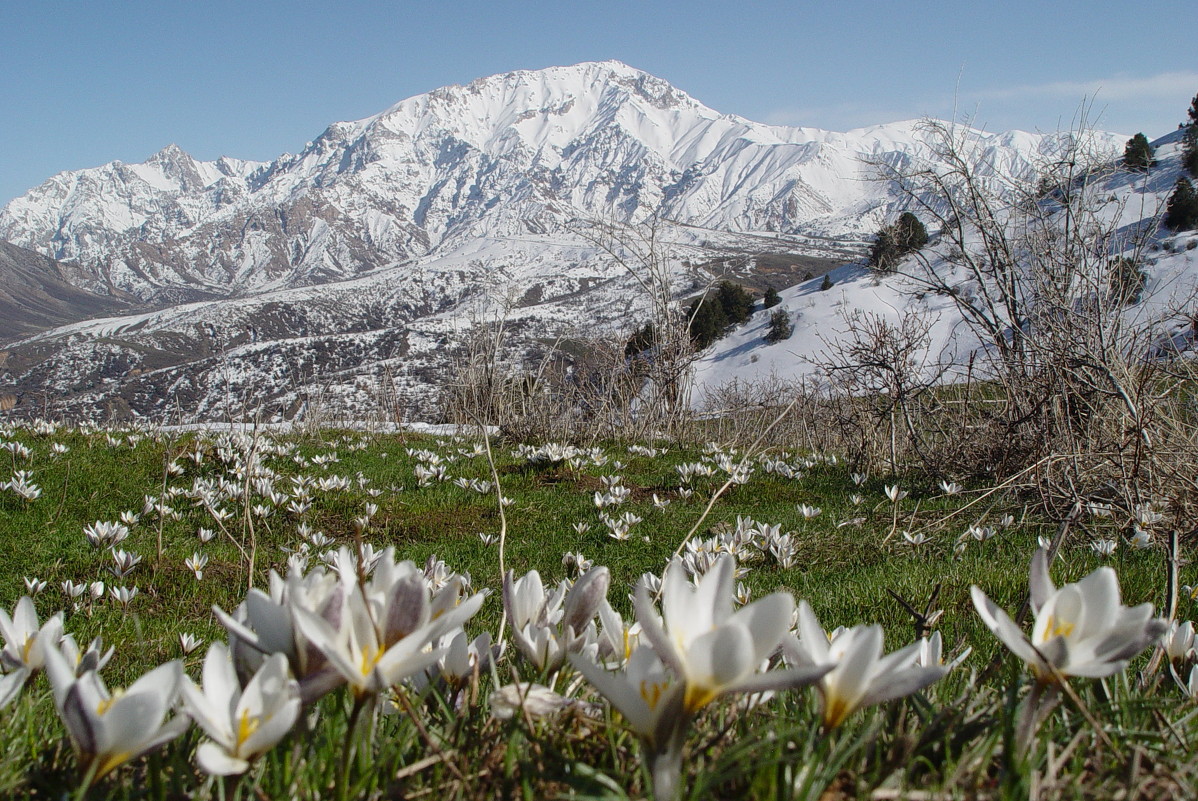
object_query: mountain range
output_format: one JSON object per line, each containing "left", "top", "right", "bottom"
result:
{"left": 0, "top": 61, "right": 1133, "bottom": 421}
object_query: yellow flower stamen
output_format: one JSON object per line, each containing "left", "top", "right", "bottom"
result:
{"left": 236, "top": 708, "right": 260, "bottom": 746}
{"left": 639, "top": 679, "right": 664, "bottom": 710}
{"left": 682, "top": 683, "right": 717, "bottom": 714}
{"left": 823, "top": 695, "right": 851, "bottom": 729}
{"left": 1045, "top": 616, "right": 1074, "bottom": 639}
{"left": 359, "top": 645, "right": 384, "bottom": 676}
{"left": 96, "top": 689, "right": 125, "bottom": 716}
{"left": 94, "top": 750, "right": 134, "bottom": 781}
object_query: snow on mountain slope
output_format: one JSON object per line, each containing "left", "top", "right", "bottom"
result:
{"left": 0, "top": 61, "right": 1116, "bottom": 303}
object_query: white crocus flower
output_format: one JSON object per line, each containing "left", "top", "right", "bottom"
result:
{"left": 915, "top": 631, "right": 971, "bottom": 671}
{"left": 182, "top": 643, "right": 301, "bottom": 775}
{"left": 185, "top": 552, "right": 209, "bottom": 580}
{"left": 790, "top": 601, "right": 948, "bottom": 729}
{"left": 971, "top": 548, "right": 1167, "bottom": 684}
{"left": 579, "top": 557, "right": 827, "bottom": 801}
{"left": 1161, "top": 620, "right": 1195, "bottom": 663}
{"left": 292, "top": 571, "right": 483, "bottom": 699}
{"left": 489, "top": 682, "right": 574, "bottom": 720}
{"left": 503, "top": 567, "right": 609, "bottom": 672}
{"left": 570, "top": 646, "right": 688, "bottom": 799}
{"left": 902, "top": 531, "right": 929, "bottom": 547}
{"left": 43, "top": 646, "right": 187, "bottom": 786}
{"left": 595, "top": 598, "right": 642, "bottom": 667}
{"left": 58, "top": 634, "right": 114, "bottom": 677}
{"left": 633, "top": 556, "right": 827, "bottom": 715}
{"left": 214, "top": 565, "right": 348, "bottom": 702}
{"left": 0, "top": 596, "right": 64, "bottom": 673}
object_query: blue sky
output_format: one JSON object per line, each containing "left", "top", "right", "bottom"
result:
{"left": 2, "top": 1, "right": 1195, "bottom": 204}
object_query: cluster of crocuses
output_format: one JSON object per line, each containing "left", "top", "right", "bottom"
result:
{"left": 0, "top": 535, "right": 1180, "bottom": 798}
{"left": 0, "top": 544, "right": 488, "bottom": 789}
{"left": 501, "top": 554, "right": 954, "bottom": 799}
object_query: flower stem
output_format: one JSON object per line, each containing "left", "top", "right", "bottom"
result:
{"left": 73, "top": 759, "right": 100, "bottom": 801}
{"left": 336, "top": 694, "right": 367, "bottom": 801}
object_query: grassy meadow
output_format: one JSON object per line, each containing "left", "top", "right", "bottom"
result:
{"left": 0, "top": 421, "right": 1193, "bottom": 799}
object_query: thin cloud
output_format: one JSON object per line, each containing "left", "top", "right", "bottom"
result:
{"left": 977, "top": 71, "right": 1198, "bottom": 102}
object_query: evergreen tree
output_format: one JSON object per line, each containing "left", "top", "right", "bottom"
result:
{"left": 895, "top": 212, "right": 930, "bottom": 252}
{"left": 1122, "top": 133, "right": 1154, "bottom": 171}
{"left": 820, "top": 273, "right": 833, "bottom": 291}
{"left": 763, "top": 286, "right": 782, "bottom": 309}
{"left": 764, "top": 309, "right": 793, "bottom": 343}
{"left": 1183, "top": 93, "right": 1198, "bottom": 176}
{"left": 1185, "top": 145, "right": 1198, "bottom": 178}
{"left": 1164, "top": 178, "right": 1198, "bottom": 232}
{"left": 715, "top": 281, "right": 754, "bottom": 324}
{"left": 868, "top": 212, "right": 929, "bottom": 273}
{"left": 687, "top": 296, "right": 728, "bottom": 350}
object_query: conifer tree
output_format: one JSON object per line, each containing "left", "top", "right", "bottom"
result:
{"left": 764, "top": 309, "right": 793, "bottom": 343}
{"left": 868, "top": 212, "right": 929, "bottom": 273}
{"left": 1183, "top": 93, "right": 1198, "bottom": 176}
{"left": 763, "top": 286, "right": 781, "bottom": 309}
{"left": 820, "top": 273, "right": 833, "bottom": 291}
{"left": 715, "top": 281, "right": 754, "bottom": 324}
{"left": 687, "top": 295, "right": 727, "bottom": 350}
{"left": 1164, "top": 178, "right": 1198, "bottom": 232}
{"left": 1122, "top": 133, "right": 1154, "bottom": 172}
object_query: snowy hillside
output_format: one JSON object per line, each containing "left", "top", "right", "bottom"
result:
{"left": 692, "top": 128, "right": 1198, "bottom": 403}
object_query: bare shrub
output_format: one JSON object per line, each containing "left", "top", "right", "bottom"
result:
{"left": 860, "top": 114, "right": 1198, "bottom": 519}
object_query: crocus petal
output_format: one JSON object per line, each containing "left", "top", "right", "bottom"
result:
{"left": 728, "top": 592, "right": 795, "bottom": 664}
{"left": 725, "top": 664, "right": 832, "bottom": 696}
{"left": 196, "top": 741, "right": 251, "bottom": 776}
{"left": 101, "top": 690, "right": 172, "bottom": 758}
{"left": 240, "top": 696, "right": 301, "bottom": 758}
{"left": 382, "top": 575, "right": 429, "bottom": 644}
{"left": 660, "top": 560, "right": 700, "bottom": 641}
{"left": 634, "top": 582, "right": 685, "bottom": 675}
{"left": 858, "top": 665, "right": 948, "bottom": 707}
{"left": 62, "top": 683, "right": 99, "bottom": 755}
{"left": 291, "top": 606, "right": 359, "bottom": 684}
{"left": 971, "top": 586, "right": 1042, "bottom": 666}
{"left": 685, "top": 625, "right": 755, "bottom": 702}
{"left": 562, "top": 567, "right": 610, "bottom": 635}
{"left": 42, "top": 642, "right": 77, "bottom": 710}
{"left": 795, "top": 601, "right": 831, "bottom": 663}
{"left": 568, "top": 653, "right": 653, "bottom": 735}
{"left": 0, "top": 667, "right": 28, "bottom": 709}
{"left": 244, "top": 591, "right": 296, "bottom": 656}
{"left": 1029, "top": 548, "right": 1054, "bottom": 613}
{"left": 823, "top": 625, "right": 884, "bottom": 716}
{"left": 124, "top": 661, "right": 182, "bottom": 708}
{"left": 182, "top": 678, "right": 234, "bottom": 747}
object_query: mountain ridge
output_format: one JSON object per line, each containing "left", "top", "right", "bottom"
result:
{"left": 0, "top": 61, "right": 1117, "bottom": 303}
{"left": 0, "top": 61, "right": 1141, "bottom": 422}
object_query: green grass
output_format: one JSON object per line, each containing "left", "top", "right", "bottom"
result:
{"left": 0, "top": 423, "right": 1194, "bottom": 799}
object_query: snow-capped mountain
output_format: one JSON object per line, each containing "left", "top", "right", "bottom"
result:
{"left": 0, "top": 61, "right": 1137, "bottom": 421}
{"left": 0, "top": 61, "right": 1105, "bottom": 303}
